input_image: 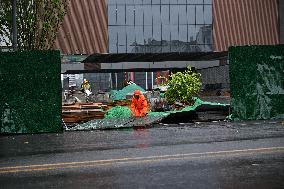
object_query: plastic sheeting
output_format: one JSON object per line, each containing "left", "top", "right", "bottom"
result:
{"left": 110, "top": 84, "right": 145, "bottom": 101}
{"left": 229, "top": 45, "right": 284, "bottom": 120}
{"left": 68, "top": 114, "right": 169, "bottom": 131}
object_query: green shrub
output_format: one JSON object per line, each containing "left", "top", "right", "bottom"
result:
{"left": 165, "top": 67, "right": 202, "bottom": 105}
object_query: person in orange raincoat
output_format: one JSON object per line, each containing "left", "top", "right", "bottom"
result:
{"left": 131, "top": 90, "right": 148, "bottom": 117}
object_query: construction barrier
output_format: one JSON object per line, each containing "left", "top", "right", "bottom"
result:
{"left": 0, "top": 51, "right": 61, "bottom": 134}
{"left": 229, "top": 45, "right": 284, "bottom": 120}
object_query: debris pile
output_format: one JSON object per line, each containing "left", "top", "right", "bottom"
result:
{"left": 67, "top": 98, "right": 230, "bottom": 131}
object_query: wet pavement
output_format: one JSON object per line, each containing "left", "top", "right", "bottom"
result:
{"left": 0, "top": 120, "right": 284, "bottom": 188}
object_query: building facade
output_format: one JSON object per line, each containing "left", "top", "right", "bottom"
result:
{"left": 55, "top": 0, "right": 283, "bottom": 91}
{"left": 55, "top": 0, "right": 282, "bottom": 54}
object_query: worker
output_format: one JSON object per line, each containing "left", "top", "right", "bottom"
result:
{"left": 81, "top": 79, "right": 92, "bottom": 96}
{"left": 131, "top": 90, "right": 148, "bottom": 117}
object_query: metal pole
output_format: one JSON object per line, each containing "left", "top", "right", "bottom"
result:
{"left": 151, "top": 72, "right": 154, "bottom": 89}
{"left": 109, "top": 73, "right": 113, "bottom": 89}
{"left": 145, "top": 72, "right": 148, "bottom": 90}
{"left": 12, "top": 0, "right": 17, "bottom": 51}
{"left": 115, "top": 73, "right": 118, "bottom": 89}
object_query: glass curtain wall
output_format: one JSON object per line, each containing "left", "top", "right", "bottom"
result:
{"left": 108, "top": 0, "right": 213, "bottom": 53}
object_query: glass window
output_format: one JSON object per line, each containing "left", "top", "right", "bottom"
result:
{"left": 134, "top": 0, "right": 143, "bottom": 5}
{"left": 178, "top": 0, "right": 187, "bottom": 5}
{"left": 118, "top": 45, "right": 126, "bottom": 53}
{"left": 162, "top": 24, "right": 170, "bottom": 41}
{"left": 152, "top": 5, "right": 161, "bottom": 25}
{"left": 161, "top": 5, "right": 169, "bottom": 25}
{"left": 170, "top": 5, "right": 179, "bottom": 25}
{"left": 161, "top": 0, "right": 170, "bottom": 5}
{"left": 204, "top": 0, "right": 212, "bottom": 4}
{"left": 143, "top": 5, "right": 152, "bottom": 25}
{"left": 116, "top": 5, "right": 126, "bottom": 25}
{"left": 125, "top": 0, "right": 134, "bottom": 4}
{"left": 143, "top": 0, "right": 151, "bottom": 5}
{"left": 117, "top": 26, "right": 126, "bottom": 46}
{"left": 126, "top": 26, "right": 135, "bottom": 52}
{"left": 170, "top": 0, "right": 178, "bottom": 5}
{"left": 108, "top": 26, "right": 117, "bottom": 53}
{"left": 195, "top": 25, "right": 202, "bottom": 44}
{"left": 108, "top": 5, "right": 117, "bottom": 25}
{"left": 179, "top": 25, "right": 187, "bottom": 43}
{"left": 179, "top": 5, "right": 187, "bottom": 25}
{"left": 153, "top": 24, "right": 162, "bottom": 42}
{"left": 204, "top": 5, "right": 212, "bottom": 24}
{"left": 144, "top": 26, "right": 152, "bottom": 44}
{"left": 188, "top": 0, "right": 202, "bottom": 4}
{"left": 187, "top": 5, "right": 195, "bottom": 24}
{"left": 135, "top": 5, "right": 144, "bottom": 26}
{"left": 126, "top": 5, "right": 135, "bottom": 25}
{"left": 196, "top": 5, "right": 204, "bottom": 24}
{"left": 109, "top": 44, "right": 117, "bottom": 53}
{"left": 117, "top": 0, "right": 126, "bottom": 5}
{"left": 135, "top": 26, "right": 144, "bottom": 45}
{"left": 188, "top": 25, "right": 197, "bottom": 42}
{"left": 108, "top": 26, "right": 117, "bottom": 46}
{"left": 109, "top": 0, "right": 118, "bottom": 5}
{"left": 170, "top": 25, "right": 179, "bottom": 41}
{"left": 152, "top": 0, "right": 161, "bottom": 5}
{"left": 108, "top": 0, "right": 212, "bottom": 53}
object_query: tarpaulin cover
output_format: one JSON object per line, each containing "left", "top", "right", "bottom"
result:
{"left": 110, "top": 84, "right": 145, "bottom": 101}
{"left": 0, "top": 51, "right": 61, "bottom": 134}
{"left": 229, "top": 45, "right": 284, "bottom": 120}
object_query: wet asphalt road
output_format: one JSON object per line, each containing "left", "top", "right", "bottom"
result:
{"left": 0, "top": 120, "right": 284, "bottom": 189}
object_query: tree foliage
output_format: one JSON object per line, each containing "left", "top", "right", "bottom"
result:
{"left": 165, "top": 67, "right": 202, "bottom": 105}
{"left": 0, "top": 0, "right": 69, "bottom": 50}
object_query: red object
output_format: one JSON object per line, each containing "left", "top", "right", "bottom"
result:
{"left": 156, "top": 72, "right": 160, "bottom": 85}
{"left": 131, "top": 91, "right": 148, "bottom": 117}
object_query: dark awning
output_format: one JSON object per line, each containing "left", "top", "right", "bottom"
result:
{"left": 64, "top": 67, "right": 189, "bottom": 74}
{"left": 82, "top": 51, "right": 228, "bottom": 63}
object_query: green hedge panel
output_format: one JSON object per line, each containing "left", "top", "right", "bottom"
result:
{"left": 229, "top": 45, "right": 284, "bottom": 120}
{"left": 0, "top": 51, "right": 61, "bottom": 134}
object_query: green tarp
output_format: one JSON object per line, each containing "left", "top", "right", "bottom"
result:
{"left": 110, "top": 84, "right": 145, "bottom": 101}
{"left": 229, "top": 45, "right": 284, "bottom": 120}
{"left": 0, "top": 51, "right": 61, "bottom": 134}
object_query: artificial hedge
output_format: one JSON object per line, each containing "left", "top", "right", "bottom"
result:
{"left": 0, "top": 50, "right": 61, "bottom": 134}
{"left": 229, "top": 45, "right": 284, "bottom": 120}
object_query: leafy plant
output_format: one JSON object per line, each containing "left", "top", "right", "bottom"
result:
{"left": 165, "top": 67, "right": 202, "bottom": 105}
{"left": 0, "top": 0, "right": 69, "bottom": 50}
